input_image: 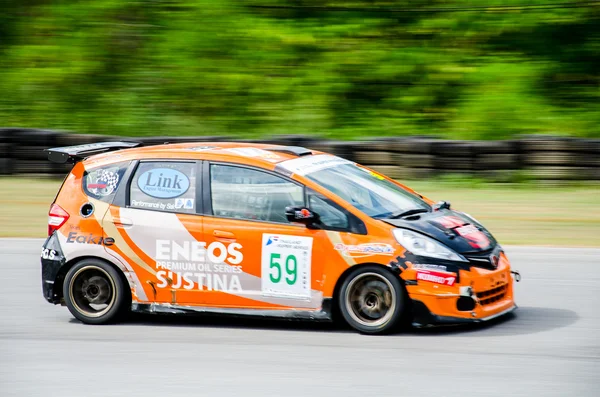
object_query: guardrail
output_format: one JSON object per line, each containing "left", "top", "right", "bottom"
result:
{"left": 1, "top": 128, "right": 599, "bottom": 181}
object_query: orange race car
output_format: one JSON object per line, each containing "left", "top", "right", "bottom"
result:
{"left": 41, "top": 141, "right": 520, "bottom": 334}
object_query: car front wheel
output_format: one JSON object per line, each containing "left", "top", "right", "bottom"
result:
{"left": 339, "top": 265, "right": 406, "bottom": 335}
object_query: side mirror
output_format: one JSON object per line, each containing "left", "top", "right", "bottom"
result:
{"left": 285, "top": 206, "right": 320, "bottom": 228}
{"left": 433, "top": 201, "right": 451, "bottom": 211}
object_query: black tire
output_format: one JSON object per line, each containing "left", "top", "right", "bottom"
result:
{"left": 63, "top": 259, "right": 130, "bottom": 325}
{"left": 338, "top": 265, "right": 406, "bottom": 335}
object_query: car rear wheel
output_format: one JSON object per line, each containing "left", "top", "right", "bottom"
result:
{"left": 339, "top": 266, "right": 406, "bottom": 335}
{"left": 63, "top": 259, "right": 129, "bottom": 324}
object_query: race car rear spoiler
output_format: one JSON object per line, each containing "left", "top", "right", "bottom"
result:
{"left": 45, "top": 141, "right": 142, "bottom": 164}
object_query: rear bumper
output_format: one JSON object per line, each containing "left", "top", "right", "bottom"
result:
{"left": 42, "top": 260, "right": 62, "bottom": 303}
{"left": 40, "top": 233, "right": 67, "bottom": 304}
{"left": 411, "top": 299, "right": 517, "bottom": 327}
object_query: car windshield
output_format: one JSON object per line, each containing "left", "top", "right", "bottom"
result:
{"left": 304, "top": 163, "right": 431, "bottom": 218}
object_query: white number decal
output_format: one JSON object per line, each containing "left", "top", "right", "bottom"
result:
{"left": 261, "top": 234, "right": 312, "bottom": 299}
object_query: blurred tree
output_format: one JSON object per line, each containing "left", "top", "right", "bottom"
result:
{"left": 0, "top": 0, "right": 599, "bottom": 139}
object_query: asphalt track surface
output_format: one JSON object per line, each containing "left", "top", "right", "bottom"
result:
{"left": 1, "top": 239, "right": 599, "bottom": 397}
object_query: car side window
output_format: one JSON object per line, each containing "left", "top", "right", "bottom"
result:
{"left": 309, "top": 194, "right": 349, "bottom": 230}
{"left": 210, "top": 164, "right": 304, "bottom": 223}
{"left": 83, "top": 161, "right": 130, "bottom": 203}
{"left": 129, "top": 161, "right": 198, "bottom": 214}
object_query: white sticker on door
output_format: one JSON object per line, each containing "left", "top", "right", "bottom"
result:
{"left": 261, "top": 234, "right": 312, "bottom": 299}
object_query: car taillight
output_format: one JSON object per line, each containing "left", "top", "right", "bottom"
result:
{"left": 48, "top": 203, "right": 69, "bottom": 236}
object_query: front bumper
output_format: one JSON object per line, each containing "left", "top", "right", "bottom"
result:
{"left": 411, "top": 299, "right": 517, "bottom": 327}
{"left": 401, "top": 251, "right": 518, "bottom": 327}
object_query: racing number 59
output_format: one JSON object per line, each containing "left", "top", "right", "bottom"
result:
{"left": 269, "top": 253, "right": 297, "bottom": 285}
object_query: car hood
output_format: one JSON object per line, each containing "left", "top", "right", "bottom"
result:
{"left": 382, "top": 209, "right": 497, "bottom": 254}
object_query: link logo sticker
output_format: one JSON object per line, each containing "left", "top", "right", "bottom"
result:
{"left": 137, "top": 168, "right": 190, "bottom": 199}
{"left": 416, "top": 270, "right": 456, "bottom": 286}
{"left": 334, "top": 243, "right": 394, "bottom": 258}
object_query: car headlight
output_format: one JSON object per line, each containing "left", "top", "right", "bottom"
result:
{"left": 392, "top": 228, "right": 468, "bottom": 262}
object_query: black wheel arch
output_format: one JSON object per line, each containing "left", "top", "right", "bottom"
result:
{"left": 52, "top": 256, "right": 131, "bottom": 303}
{"left": 331, "top": 262, "right": 410, "bottom": 321}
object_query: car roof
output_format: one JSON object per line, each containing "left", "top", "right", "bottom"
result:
{"left": 82, "top": 142, "right": 326, "bottom": 168}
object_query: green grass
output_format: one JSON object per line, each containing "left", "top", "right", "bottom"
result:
{"left": 408, "top": 180, "right": 600, "bottom": 247}
{"left": 1, "top": 177, "right": 598, "bottom": 247}
{"left": 0, "top": 177, "right": 62, "bottom": 238}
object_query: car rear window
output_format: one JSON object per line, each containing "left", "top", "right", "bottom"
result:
{"left": 129, "top": 161, "right": 198, "bottom": 214}
{"left": 82, "top": 161, "right": 130, "bottom": 203}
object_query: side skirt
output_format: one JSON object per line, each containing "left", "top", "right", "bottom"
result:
{"left": 131, "top": 298, "right": 334, "bottom": 322}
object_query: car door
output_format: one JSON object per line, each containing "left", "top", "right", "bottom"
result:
{"left": 102, "top": 159, "right": 205, "bottom": 305}
{"left": 201, "top": 161, "right": 332, "bottom": 310}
